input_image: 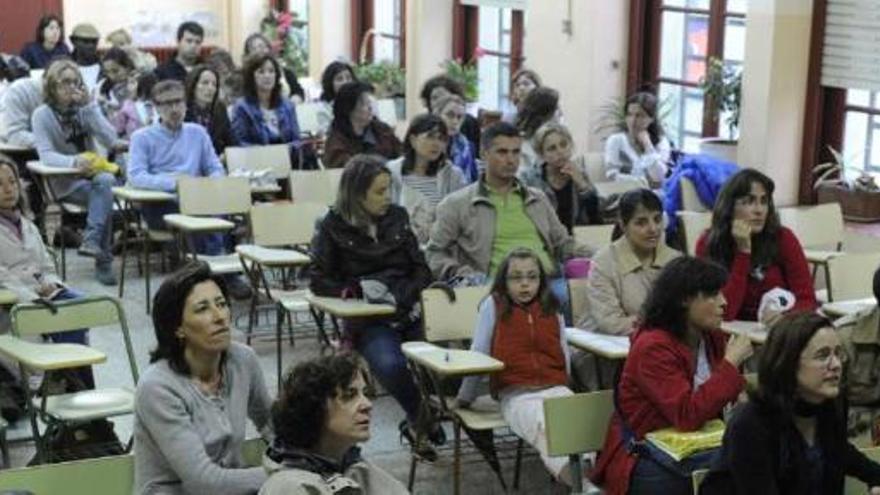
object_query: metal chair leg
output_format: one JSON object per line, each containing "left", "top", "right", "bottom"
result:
{"left": 454, "top": 421, "right": 462, "bottom": 495}
{"left": 513, "top": 438, "right": 524, "bottom": 489}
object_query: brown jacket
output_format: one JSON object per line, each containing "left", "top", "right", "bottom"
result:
{"left": 322, "top": 120, "right": 401, "bottom": 169}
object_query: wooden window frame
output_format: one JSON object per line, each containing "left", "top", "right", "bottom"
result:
{"left": 350, "top": 0, "right": 406, "bottom": 67}
{"left": 452, "top": 1, "right": 523, "bottom": 72}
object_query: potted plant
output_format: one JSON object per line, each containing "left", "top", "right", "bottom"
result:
{"left": 442, "top": 58, "right": 479, "bottom": 102}
{"left": 699, "top": 56, "right": 742, "bottom": 163}
{"left": 813, "top": 146, "right": 880, "bottom": 222}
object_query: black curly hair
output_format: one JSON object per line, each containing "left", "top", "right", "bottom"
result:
{"left": 272, "top": 354, "right": 362, "bottom": 449}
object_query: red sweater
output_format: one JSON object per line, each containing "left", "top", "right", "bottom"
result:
{"left": 591, "top": 327, "right": 744, "bottom": 495}
{"left": 695, "top": 227, "right": 817, "bottom": 321}
{"left": 490, "top": 298, "right": 567, "bottom": 393}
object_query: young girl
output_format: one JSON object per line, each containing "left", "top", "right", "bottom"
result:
{"left": 113, "top": 71, "right": 158, "bottom": 139}
{"left": 457, "top": 247, "right": 576, "bottom": 486}
{"left": 96, "top": 48, "right": 136, "bottom": 122}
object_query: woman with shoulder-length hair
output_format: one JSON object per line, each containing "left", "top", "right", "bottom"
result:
{"left": 323, "top": 81, "right": 402, "bottom": 169}
{"left": 308, "top": 154, "right": 438, "bottom": 459}
{"left": 185, "top": 64, "right": 235, "bottom": 155}
{"left": 20, "top": 14, "right": 70, "bottom": 69}
{"left": 259, "top": 354, "right": 409, "bottom": 494}
{"left": 230, "top": 53, "right": 300, "bottom": 158}
{"left": 133, "top": 261, "right": 273, "bottom": 495}
{"left": 696, "top": 168, "right": 817, "bottom": 323}
{"left": 592, "top": 256, "right": 753, "bottom": 495}
{"left": 386, "top": 113, "right": 466, "bottom": 244}
{"left": 515, "top": 86, "right": 561, "bottom": 173}
{"left": 700, "top": 312, "right": 880, "bottom": 494}
{"left": 503, "top": 68, "right": 542, "bottom": 123}
{"left": 242, "top": 33, "right": 305, "bottom": 102}
{"left": 603, "top": 91, "right": 671, "bottom": 189}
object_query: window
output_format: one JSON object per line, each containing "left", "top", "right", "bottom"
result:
{"left": 452, "top": 2, "right": 524, "bottom": 112}
{"left": 632, "top": 0, "right": 747, "bottom": 152}
{"left": 843, "top": 90, "right": 880, "bottom": 175}
{"left": 372, "top": 0, "right": 403, "bottom": 65}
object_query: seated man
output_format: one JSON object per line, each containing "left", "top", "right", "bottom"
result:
{"left": 153, "top": 22, "right": 203, "bottom": 82}
{"left": 128, "top": 79, "right": 250, "bottom": 299}
{"left": 1, "top": 75, "right": 42, "bottom": 148}
{"left": 427, "top": 121, "right": 592, "bottom": 304}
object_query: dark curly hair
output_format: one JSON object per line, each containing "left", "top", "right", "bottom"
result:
{"left": 419, "top": 74, "right": 465, "bottom": 111}
{"left": 150, "top": 261, "right": 229, "bottom": 375}
{"left": 320, "top": 61, "right": 356, "bottom": 103}
{"left": 241, "top": 53, "right": 282, "bottom": 108}
{"left": 515, "top": 86, "right": 559, "bottom": 139}
{"left": 401, "top": 113, "right": 448, "bottom": 177}
{"left": 272, "top": 354, "right": 361, "bottom": 449}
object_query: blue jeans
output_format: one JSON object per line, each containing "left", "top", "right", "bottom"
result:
{"left": 47, "top": 288, "right": 94, "bottom": 389}
{"left": 139, "top": 202, "right": 224, "bottom": 256}
{"left": 627, "top": 452, "right": 711, "bottom": 495}
{"left": 353, "top": 321, "right": 422, "bottom": 423}
{"left": 61, "top": 173, "right": 118, "bottom": 263}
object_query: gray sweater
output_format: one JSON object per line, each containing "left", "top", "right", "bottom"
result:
{"left": 0, "top": 77, "right": 42, "bottom": 147}
{"left": 133, "top": 342, "right": 273, "bottom": 495}
{"left": 31, "top": 101, "right": 120, "bottom": 197}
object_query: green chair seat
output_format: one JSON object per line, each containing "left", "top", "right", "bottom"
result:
{"left": 0, "top": 336, "right": 106, "bottom": 371}
{"left": 35, "top": 387, "right": 134, "bottom": 422}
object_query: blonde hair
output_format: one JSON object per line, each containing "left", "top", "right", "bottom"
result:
{"left": 106, "top": 28, "right": 132, "bottom": 47}
{"left": 43, "top": 59, "right": 82, "bottom": 108}
{"left": 532, "top": 122, "right": 573, "bottom": 156}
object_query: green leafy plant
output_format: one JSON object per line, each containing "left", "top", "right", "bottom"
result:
{"left": 261, "top": 9, "right": 309, "bottom": 77}
{"left": 442, "top": 59, "right": 479, "bottom": 101}
{"left": 354, "top": 61, "right": 406, "bottom": 98}
{"left": 813, "top": 145, "right": 878, "bottom": 191}
{"left": 700, "top": 56, "right": 742, "bottom": 138}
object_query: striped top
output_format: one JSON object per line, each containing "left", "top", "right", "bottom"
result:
{"left": 402, "top": 174, "right": 442, "bottom": 206}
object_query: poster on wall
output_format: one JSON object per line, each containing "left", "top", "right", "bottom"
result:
{"left": 63, "top": 0, "right": 227, "bottom": 47}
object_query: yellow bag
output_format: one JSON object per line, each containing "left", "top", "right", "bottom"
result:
{"left": 80, "top": 151, "right": 120, "bottom": 176}
{"left": 645, "top": 419, "right": 725, "bottom": 461}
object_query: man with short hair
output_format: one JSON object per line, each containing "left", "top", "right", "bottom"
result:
{"left": 128, "top": 79, "right": 251, "bottom": 298}
{"left": 154, "top": 22, "right": 204, "bottom": 82}
{"left": 427, "top": 122, "right": 592, "bottom": 302}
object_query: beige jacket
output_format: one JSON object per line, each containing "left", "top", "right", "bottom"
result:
{"left": 258, "top": 454, "right": 408, "bottom": 495}
{"left": 580, "top": 236, "right": 681, "bottom": 334}
{"left": 0, "top": 215, "right": 61, "bottom": 303}
{"left": 426, "top": 178, "right": 593, "bottom": 280}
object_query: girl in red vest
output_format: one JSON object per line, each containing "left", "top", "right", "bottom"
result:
{"left": 457, "top": 247, "right": 576, "bottom": 486}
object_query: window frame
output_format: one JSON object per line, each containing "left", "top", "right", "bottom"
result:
{"left": 350, "top": 0, "right": 406, "bottom": 67}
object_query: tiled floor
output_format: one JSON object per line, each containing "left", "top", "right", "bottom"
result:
{"left": 2, "top": 249, "right": 570, "bottom": 494}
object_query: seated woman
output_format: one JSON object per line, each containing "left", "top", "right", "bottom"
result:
{"left": 458, "top": 247, "right": 578, "bottom": 486}
{"left": 113, "top": 71, "right": 158, "bottom": 139}
{"left": 185, "top": 65, "right": 235, "bottom": 156}
{"left": 592, "top": 256, "right": 753, "bottom": 495}
{"left": 231, "top": 54, "right": 300, "bottom": 162}
{"left": 516, "top": 86, "right": 561, "bottom": 174}
{"left": 503, "top": 68, "right": 542, "bottom": 124}
{"left": 31, "top": 59, "right": 128, "bottom": 285}
{"left": 0, "top": 154, "right": 92, "bottom": 387}
{"left": 96, "top": 48, "right": 136, "bottom": 122}
{"left": 603, "top": 91, "right": 671, "bottom": 189}
{"left": 519, "top": 122, "right": 601, "bottom": 232}
{"left": 419, "top": 74, "right": 481, "bottom": 155}
{"left": 700, "top": 312, "right": 880, "bottom": 494}
{"left": 134, "top": 261, "right": 272, "bottom": 495}
{"left": 387, "top": 113, "right": 466, "bottom": 244}
{"left": 582, "top": 189, "right": 681, "bottom": 334}
{"left": 696, "top": 168, "right": 817, "bottom": 323}
{"left": 243, "top": 33, "right": 304, "bottom": 103}
{"left": 323, "top": 82, "right": 401, "bottom": 169}
{"left": 260, "top": 354, "right": 408, "bottom": 494}
{"left": 316, "top": 61, "right": 357, "bottom": 133}
{"left": 432, "top": 94, "right": 478, "bottom": 183}
{"left": 309, "top": 154, "right": 437, "bottom": 459}
{"left": 20, "top": 15, "right": 70, "bottom": 70}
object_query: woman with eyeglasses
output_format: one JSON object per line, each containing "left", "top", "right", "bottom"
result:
{"left": 696, "top": 168, "right": 816, "bottom": 324}
{"left": 700, "top": 312, "right": 880, "bottom": 494}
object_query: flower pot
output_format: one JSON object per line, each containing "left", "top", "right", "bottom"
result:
{"left": 699, "top": 138, "right": 738, "bottom": 164}
{"left": 816, "top": 184, "right": 880, "bottom": 223}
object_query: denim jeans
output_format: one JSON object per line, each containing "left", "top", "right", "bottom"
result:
{"left": 61, "top": 173, "right": 118, "bottom": 263}
{"left": 627, "top": 450, "right": 714, "bottom": 495}
{"left": 139, "top": 202, "right": 224, "bottom": 256}
{"left": 352, "top": 321, "right": 422, "bottom": 423}
{"left": 47, "top": 288, "right": 95, "bottom": 389}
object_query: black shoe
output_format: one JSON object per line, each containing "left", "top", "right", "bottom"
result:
{"left": 428, "top": 423, "right": 447, "bottom": 446}
{"left": 399, "top": 420, "right": 438, "bottom": 462}
{"left": 52, "top": 227, "right": 82, "bottom": 248}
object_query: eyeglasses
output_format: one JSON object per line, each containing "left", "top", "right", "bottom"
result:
{"left": 155, "top": 98, "right": 186, "bottom": 109}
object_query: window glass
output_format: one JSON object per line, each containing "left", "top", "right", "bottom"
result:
{"left": 660, "top": 11, "right": 709, "bottom": 83}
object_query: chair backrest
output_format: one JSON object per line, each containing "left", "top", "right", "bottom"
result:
{"left": 778, "top": 203, "right": 844, "bottom": 251}
{"left": 289, "top": 169, "right": 343, "bottom": 205}
{"left": 583, "top": 152, "right": 605, "bottom": 184}
{"left": 828, "top": 252, "right": 880, "bottom": 301}
{"left": 421, "top": 286, "right": 489, "bottom": 343}
{"left": 573, "top": 224, "right": 616, "bottom": 253}
{"left": 250, "top": 201, "right": 327, "bottom": 247}
{"left": 177, "top": 176, "right": 251, "bottom": 216}
{"left": 845, "top": 446, "right": 880, "bottom": 495}
{"left": 10, "top": 295, "right": 139, "bottom": 383}
{"left": 680, "top": 177, "right": 709, "bottom": 212}
{"left": 677, "top": 211, "right": 712, "bottom": 255}
{"left": 692, "top": 469, "right": 709, "bottom": 494}
{"left": 225, "top": 144, "right": 291, "bottom": 179}
{"left": 568, "top": 278, "right": 590, "bottom": 328}
{"left": 296, "top": 101, "right": 324, "bottom": 135}
{"left": 376, "top": 98, "right": 398, "bottom": 127}
{"left": 543, "top": 390, "right": 614, "bottom": 457}
{"left": 0, "top": 453, "right": 133, "bottom": 495}
{"left": 241, "top": 437, "right": 268, "bottom": 468}
{"left": 593, "top": 177, "right": 646, "bottom": 198}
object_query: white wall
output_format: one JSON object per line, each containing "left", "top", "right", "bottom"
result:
{"left": 307, "top": 0, "right": 353, "bottom": 81}
{"left": 523, "top": 1, "right": 629, "bottom": 153}
{"left": 404, "top": 0, "right": 454, "bottom": 119}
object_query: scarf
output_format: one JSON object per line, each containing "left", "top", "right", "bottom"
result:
{"left": 0, "top": 208, "right": 23, "bottom": 241}
{"left": 267, "top": 438, "right": 363, "bottom": 481}
{"left": 52, "top": 106, "right": 89, "bottom": 152}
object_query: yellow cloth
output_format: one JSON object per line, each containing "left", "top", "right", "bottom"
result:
{"left": 645, "top": 419, "right": 725, "bottom": 461}
{"left": 80, "top": 151, "right": 120, "bottom": 176}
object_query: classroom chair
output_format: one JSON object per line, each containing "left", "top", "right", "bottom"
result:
{"left": 844, "top": 446, "right": 880, "bottom": 495}
{"left": 573, "top": 224, "right": 616, "bottom": 254}
{"left": 677, "top": 210, "right": 712, "bottom": 256}
{"left": 289, "top": 168, "right": 343, "bottom": 206}
{"left": 778, "top": 202, "right": 845, "bottom": 298}
{"left": 826, "top": 252, "right": 880, "bottom": 302}
{"left": 0, "top": 454, "right": 134, "bottom": 495}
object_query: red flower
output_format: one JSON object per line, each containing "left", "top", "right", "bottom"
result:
{"left": 473, "top": 46, "right": 487, "bottom": 59}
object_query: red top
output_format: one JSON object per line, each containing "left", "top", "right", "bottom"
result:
{"left": 590, "top": 327, "right": 744, "bottom": 495}
{"left": 695, "top": 226, "right": 817, "bottom": 321}
{"left": 490, "top": 298, "right": 567, "bottom": 393}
